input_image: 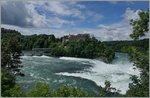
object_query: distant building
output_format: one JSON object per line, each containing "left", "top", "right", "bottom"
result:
{"left": 62, "top": 33, "right": 90, "bottom": 43}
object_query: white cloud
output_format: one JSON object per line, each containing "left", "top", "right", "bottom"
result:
{"left": 2, "top": 1, "right": 104, "bottom": 28}
{"left": 1, "top": 7, "right": 138, "bottom": 41}
{"left": 123, "top": 7, "right": 141, "bottom": 21}
{"left": 48, "top": 17, "right": 75, "bottom": 28}
{"left": 1, "top": 1, "right": 50, "bottom": 28}
{"left": 1, "top": 21, "right": 132, "bottom": 41}
{"left": 97, "top": 20, "right": 132, "bottom": 41}
{"left": 1, "top": 1, "right": 30, "bottom": 26}
{"left": 95, "top": 8, "right": 148, "bottom": 41}
{"left": 25, "top": 2, "right": 48, "bottom": 27}
{"left": 45, "top": 1, "right": 83, "bottom": 18}
{"left": 1, "top": 1, "right": 82, "bottom": 28}
{"left": 2, "top": 2, "right": 147, "bottom": 41}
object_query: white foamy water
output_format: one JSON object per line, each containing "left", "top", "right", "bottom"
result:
{"left": 57, "top": 53, "right": 140, "bottom": 94}
{"left": 59, "top": 57, "right": 91, "bottom": 61}
{"left": 19, "top": 53, "right": 140, "bottom": 95}
{"left": 21, "top": 55, "right": 52, "bottom": 59}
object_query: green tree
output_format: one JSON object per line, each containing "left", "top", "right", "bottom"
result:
{"left": 2, "top": 37, "right": 23, "bottom": 75}
{"left": 2, "top": 84, "right": 23, "bottom": 97}
{"left": 55, "top": 85, "right": 89, "bottom": 97}
{"left": 126, "top": 10, "right": 149, "bottom": 97}
{"left": 26, "top": 83, "right": 89, "bottom": 97}
{"left": 1, "top": 69, "right": 16, "bottom": 96}
{"left": 126, "top": 47, "right": 149, "bottom": 96}
{"left": 130, "top": 10, "right": 149, "bottom": 40}
{"left": 26, "top": 82, "right": 52, "bottom": 97}
{"left": 1, "top": 36, "right": 23, "bottom": 96}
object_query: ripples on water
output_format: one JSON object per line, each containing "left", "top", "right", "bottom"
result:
{"left": 17, "top": 53, "right": 140, "bottom": 95}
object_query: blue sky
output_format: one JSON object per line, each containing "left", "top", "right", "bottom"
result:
{"left": 1, "top": 1, "right": 149, "bottom": 41}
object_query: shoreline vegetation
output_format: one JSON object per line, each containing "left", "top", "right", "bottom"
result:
{"left": 2, "top": 28, "right": 148, "bottom": 63}
{"left": 2, "top": 28, "right": 115, "bottom": 63}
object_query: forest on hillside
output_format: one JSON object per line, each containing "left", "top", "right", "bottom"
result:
{"left": 1, "top": 28, "right": 148, "bottom": 63}
{"left": 1, "top": 28, "right": 115, "bottom": 63}
{"left": 103, "top": 39, "right": 149, "bottom": 52}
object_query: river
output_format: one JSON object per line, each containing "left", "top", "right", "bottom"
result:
{"left": 16, "top": 52, "right": 140, "bottom": 95}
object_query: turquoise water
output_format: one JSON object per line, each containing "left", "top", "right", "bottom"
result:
{"left": 16, "top": 53, "right": 140, "bottom": 95}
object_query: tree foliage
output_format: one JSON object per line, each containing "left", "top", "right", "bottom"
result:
{"left": 125, "top": 10, "right": 149, "bottom": 97}
{"left": 1, "top": 69, "right": 16, "bottom": 96}
{"left": 54, "top": 84, "right": 89, "bottom": 97}
{"left": 22, "top": 82, "right": 89, "bottom": 97}
{"left": 26, "top": 82, "right": 52, "bottom": 97}
{"left": 103, "top": 39, "right": 149, "bottom": 52}
{"left": 125, "top": 47, "right": 149, "bottom": 97}
{"left": 1, "top": 28, "right": 115, "bottom": 63}
{"left": 130, "top": 10, "right": 149, "bottom": 40}
{"left": 1, "top": 33, "right": 23, "bottom": 96}
{"left": 2, "top": 37, "right": 23, "bottom": 75}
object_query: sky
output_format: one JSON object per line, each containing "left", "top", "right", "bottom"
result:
{"left": 1, "top": 1, "right": 149, "bottom": 41}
